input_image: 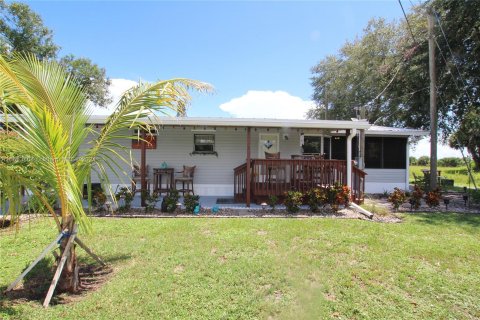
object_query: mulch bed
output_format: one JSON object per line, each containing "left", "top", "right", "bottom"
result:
{"left": 91, "top": 205, "right": 403, "bottom": 223}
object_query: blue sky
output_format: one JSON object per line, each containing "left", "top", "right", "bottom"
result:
{"left": 29, "top": 1, "right": 411, "bottom": 115}
{"left": 27, "top": 0, "right": 459, "bottom": 157}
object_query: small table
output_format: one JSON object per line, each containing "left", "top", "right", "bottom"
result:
{"left": 153, "top": 168, "right": 174, "bottom": 194}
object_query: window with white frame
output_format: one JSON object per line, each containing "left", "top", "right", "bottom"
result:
{"left": 193, "top": 134, "right": 215, "bottom": 153}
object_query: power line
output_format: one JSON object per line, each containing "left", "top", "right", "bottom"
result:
{"left": 433, "top": 11, "right": 473, "bottom": 102}
{"left": 398, "top": 0, "right": 418, "bottom": 44}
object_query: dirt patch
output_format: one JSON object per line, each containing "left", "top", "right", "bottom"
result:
{"left": 173, "top": 264, "right": 185, "bottom": 274}
{"left": 3, "top": 263, "right": 113, "bottom": 306}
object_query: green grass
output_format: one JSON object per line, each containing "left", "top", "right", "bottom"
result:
{"left": 410, "top": 165, "right": 480, "bottom": 189}
{"left": 1, "top": 215, "right": 480, "bottom": 319}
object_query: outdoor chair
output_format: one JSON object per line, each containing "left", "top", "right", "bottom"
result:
{"left": 132, "top": 164, "right": 150, "bottom": 194}
{"left": 175, "top": 165, "right": 196, "bottom": 195}
{"left": 264, "top": 152, "right": 285, "bottom": 184}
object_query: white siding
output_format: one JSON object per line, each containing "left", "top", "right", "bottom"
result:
{"left": 79, "top": 127, "right": 302, "bottom": 196}
{"left": 364, "top": 168, "right": 409, "bottom": 193}
{"left": 79, "top": 127, "right": 409, "bottom": 196}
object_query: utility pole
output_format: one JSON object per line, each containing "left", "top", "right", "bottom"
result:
{"left": 428, "top": 8, "right": 438, "bottom": 190}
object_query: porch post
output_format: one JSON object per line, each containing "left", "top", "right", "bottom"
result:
{"left": 359, "top": 129, "right": 365, "bottom": 169}
{"left": 346, "top": 129, "right": 357, "bottom": 194}
{"left": 246, "top": 127, "right": 251, "bottom": 207}
{"left": 140, "top": 129, "right": 147, "bottom": 207}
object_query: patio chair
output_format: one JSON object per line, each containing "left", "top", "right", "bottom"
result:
{"left": 132, "top": 164, "right": 150, "bottom": 194}
{"left": 175, "top": 165, "right": 196, "bottom": 195}
{"left": 264, "top": 152, "right": 285, "bottom": 184}
{"left": 412, "top": 172, "right": 426, "bottom": 189}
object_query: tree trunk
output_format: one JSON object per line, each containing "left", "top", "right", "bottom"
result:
{"left": 57, "top": 216, "right": 79, "bottom": 293}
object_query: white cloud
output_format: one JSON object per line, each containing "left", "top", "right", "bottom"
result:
{"left": 91, "top": 78, "right": 138, "bottom": 115}
{"left": 410, "top": 138, "right": 464, "bottom": 159}
{"left": 219, "top": 90, "right": 314, "bottom": 119}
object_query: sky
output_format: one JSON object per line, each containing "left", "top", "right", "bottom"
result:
{"left": 27, "top": 0, "right": 462, "bottom": 158}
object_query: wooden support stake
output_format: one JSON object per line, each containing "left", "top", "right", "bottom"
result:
{"left": 75, "top": 237, "right": 106, "bottom": 266}
{"left": 4, "top": 232, "right": 64, "bottom": 293}
{"left": 43, "top": 225, "right": 78, "bottom": 308}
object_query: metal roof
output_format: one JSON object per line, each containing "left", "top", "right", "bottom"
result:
{"left": 86, "top": 115, "right": 372, "bottom": 130}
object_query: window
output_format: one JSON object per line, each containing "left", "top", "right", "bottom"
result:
{"left": 194, "top": 134, "right": 215, "bottom": 154}
{"left": 365, "top": 137, "right": 407, "bottom": 169}
{"left": 331, "top": 136, "right": 346, "bottom": 160}
{"left": 383, "top": 138, "right": 407, "bottom": 169}
{"left": 365, "top": 137, "right": 382, "bottom": 168}
{"left": 323, "top": 137, "right": 331, "bottom": 159}
{"left": 302, "top": 136, "right": 322, "bottom": 154}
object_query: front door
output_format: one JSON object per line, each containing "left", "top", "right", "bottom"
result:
{"left": 258, "top": 133, "right": 280, "bottom": 158}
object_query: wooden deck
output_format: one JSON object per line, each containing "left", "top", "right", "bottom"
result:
{"left": 234, "top": 159, "right": 366, "bottom": 204}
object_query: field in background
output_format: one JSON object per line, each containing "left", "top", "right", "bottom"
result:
{"left": 409, "top": 165, "right": 479, "bottom": 189}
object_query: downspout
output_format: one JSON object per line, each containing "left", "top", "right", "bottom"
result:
{"left": 346, "top": 128, "right": 357, "bottom": 194}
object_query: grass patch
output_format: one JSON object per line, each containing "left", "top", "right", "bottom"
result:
{"left": 360, "top": 199, "right": 391, "bottom": 216}
{"left": 410, "top": 165, "right": 479, "bottom": 189}
{"left": 1, "top": 215, "right": 480, "bottom": 319}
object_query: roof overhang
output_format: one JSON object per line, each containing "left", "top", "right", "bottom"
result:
{"left": 365, "top": 125, "right": 429, "bottom": 137}
{"left": 86, "top": 115, "right": 372, "bottom": 130}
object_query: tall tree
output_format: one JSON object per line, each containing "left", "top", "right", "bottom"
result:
{"left": 0, "top": 0, "right": 112, "bottom": 107}
{"left": 310, "top": 0, "right": 480, "bottom": 169}
{"left": 0, "top": 0, "right": 57, "bottom": 59}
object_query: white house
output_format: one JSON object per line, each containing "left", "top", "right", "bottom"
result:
{"left": 83, "top": 116, "right": 427, "bottom": 206}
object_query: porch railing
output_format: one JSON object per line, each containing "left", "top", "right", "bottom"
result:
{"left": 233, "top": 159, "right": 366, "bottom": 204}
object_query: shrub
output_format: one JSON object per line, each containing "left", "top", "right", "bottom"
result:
{"left": 305, "top": 187, "right": 328, "bottom": 212}
{"left": 267, "top": 195, "right": 278, "bottom": 211}
{"left": 93, "top": 190, "right": 107, "bottom": 207}
{"left": 115, "top": 187, "right": 134, "bottom": 212}
{"left": 387, "top": 188, "right": 407, "bottom": 211}
{"left": 425, "top": 188, "right": 442, "bottom": 208}
{"left": 438, "top": 157, "right": 463, "bottom": 167}
{"left": 333, "top": 184, "right": 350, "bottom": 206}
{"left": 284, "top": 191, "right": 303, "bottom": 214}
{"left": 162, "top": 190, "right": 180, "bottom": 213}
{"left": 144, "top": 191, "right": 160, "bottom": 213}
{"left": 417, "top": 156, "right": 430, "bottom": 166}
{"left": 23, "top": 187, "right": 57, "bottom": 214}
{"left": 409, "top": 156, "right": 417, "bottom": 166}
{"left": 410, "top": 185, "right": 424, "bottom": 210}
{"left": 184, "top": 194, "right": 200, "bottom": 214}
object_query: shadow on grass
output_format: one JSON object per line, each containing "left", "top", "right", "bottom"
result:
{"left": 1, "top": 253, "right": 131, "bottom": 307}
{"left": 413, "top": 212, "right": 480, "bottom": 230}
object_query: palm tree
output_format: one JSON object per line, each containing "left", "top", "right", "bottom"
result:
{"left": 0, "top": 54, "right": 212, "bottom": 296}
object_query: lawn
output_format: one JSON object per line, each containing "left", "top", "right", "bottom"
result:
{"left": 1, "top": 215, "right": 480, "bottom": 319}
{"left": 410, "top": 165, "right": 479, "bottom": 189}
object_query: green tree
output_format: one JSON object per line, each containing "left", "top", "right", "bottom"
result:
{"left": 310, "top": 0, "right": 480, "bottom": 168}
{"left": 417, "top": 156, "right": 430, "bottom": 166}
{"left": 0, "top": 1, "right": 112, "bottom": 107}
{"left": 0, "top": 0, "right": 58, "bottom": 59}
{"left": 59, "top": 55, "right": 112, "bottom": 107}
{"left": 0, "top": 54, "right": 212, "bottom": 295}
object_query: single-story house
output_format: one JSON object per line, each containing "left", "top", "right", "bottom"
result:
{"left": 83, "top": 116, "right": 427, "bottom": 206}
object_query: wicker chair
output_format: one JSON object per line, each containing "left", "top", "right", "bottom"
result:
{"left": 175, "top": 165, "right": 196, "bottom": 195}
